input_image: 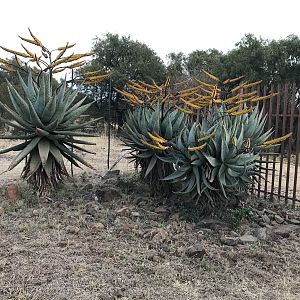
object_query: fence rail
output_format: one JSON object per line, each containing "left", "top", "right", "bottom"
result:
{"left": 254, "top": 83, "right": 300, "bottom": 207}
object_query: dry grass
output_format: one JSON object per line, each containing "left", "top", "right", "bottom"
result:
{"left": 0, "top": 136, "right": 300, "bottom": 299}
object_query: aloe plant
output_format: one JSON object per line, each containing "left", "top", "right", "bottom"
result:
{"left": 0, "top": 71, "right": 99, "bottom": 193}
{"left": 164, "top": 106, "right": 273, "bottom": 206}
{"left": 122, "top": 102, "right": 186, "bottom": 192}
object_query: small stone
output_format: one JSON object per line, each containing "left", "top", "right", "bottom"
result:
{"left": 186, "top": 244, "right": 206, "bottom": 259}
{"left": 116, "top": 207, "right": 130, "bottom": 216}
{"left": 176, "top": 246, "right": 186, "bottom": 256}
{"left": 32, "top": 210, "right": 39, "bottom": 216}
{"left": 122, "top": 223, "right": 135, "bottom": 231}
{"left": 254, "top": 228, "right": 268, "bottom": 240}
{"left": 152, "top": 229, "right": 168, "bottom": 242}
{"left": 154, "top": 207, "right": 169, "bottom": 214}
{"left": 265, "top": 209, "right": 277, "bottom": 215}
{"left": 58, "top": 240, "right": 68, "bottom": 247}
{"left": 274, "top": 215, "right": 284, "bottom": 224}
{"left": 39, "top": 196, "right": 51, "bottom": 204}
{"left": 197, "top": 218, "right": 225, "bottom": 230}
{"left": 272, "top": 224, "right": 300, "bottom": 237}
{"left": 0, "top": 207, "right": 4, "bottom": 216}
{"left": 271, "top": 220, "right": 278, "bottom": 226}
{"left": 65, "top": 225, "right": 80, "bottom": 234}
{"left": 238, "top": 234, "right": 258, "bottom": 244}
{"left": 261, "top": 214, "right": 271, "bottom": 224}
{"left": 5, "top": 184, "right": 20, "bottom": 201}
{"left": 131, "top": 211, "right": 140, "bottom": 217}
{"left": 288, "top": 219, "right": 300, "bottom": 225}
{"left": 256, "top": 209, "right": 265, "bottom": 216}
{"left": 220, "top": 236, "right": 239, "bottom": 246}
{"left": 92, "top": 223, "right": 105, "bottom": 230}
{"left": 151, "top": 255, "right": 161, "bottom": 262}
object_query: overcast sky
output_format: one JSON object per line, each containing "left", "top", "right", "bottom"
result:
{"left": 0, "top": 0, "right": 299, "bottom": 63}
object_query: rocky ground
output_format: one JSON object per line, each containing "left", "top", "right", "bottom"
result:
{"left": 0, "top": 172, "right": 300, "bottom": 300}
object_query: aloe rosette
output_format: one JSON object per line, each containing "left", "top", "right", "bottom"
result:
{"left": 0, "top": 71, "right": 99, "bottom": 193}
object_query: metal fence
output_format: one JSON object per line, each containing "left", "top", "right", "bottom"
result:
{"left": 254, "top": 83, "right": 300, "bottom": 207}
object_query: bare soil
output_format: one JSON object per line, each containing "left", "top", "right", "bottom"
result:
{"left": 0, "top": 136, "right": 300, "bottom": 299}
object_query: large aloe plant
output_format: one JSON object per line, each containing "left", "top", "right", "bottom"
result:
{"left": 0, "top": 71, "right": 99, "bottom": 193}
{"left": 164, "top": 106, "right": 273, "bottom": 206}
{"left": 122, "top": 102, "right": 186, "bottom": 192}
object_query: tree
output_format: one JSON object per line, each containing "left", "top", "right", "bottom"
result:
{"left": 186, "top": 48, "right": 224, "bottom": 79}
{"left": 166, "top": 52, "right": 187, "bottom": 82}
{"left": 79, "top": 33, "right": 166, "bottom": 125}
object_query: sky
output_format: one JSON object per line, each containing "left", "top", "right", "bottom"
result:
{"left": 0, "top": 0, "right": 299, "bottom": 64}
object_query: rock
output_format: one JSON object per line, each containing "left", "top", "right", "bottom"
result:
{"left": 0, "top": 207, "right": 4, "bottom": 216}
{"left": 151, "top": 229, "right": 168, "bottom": 243}
{"left": 131, "top": 211, "right": 140, "bottom": 217}
{"left": 238, "top": 234, "right": 258, "bottom": 244}
{"left": 154, "top": 207, "right": 169, "bottom": 214}
{"left": 261, "top": 214, "right": 271, "bottom": 224}
{"left": 150, "top": 255, "right": 161, "bottom": 262}
{"left": 92, "top": 223, "right": 105, "bottom": 231}
{"left": 116, "top": 207, "right": 130, "bottom": 216}
{"left": 265, "top": 209, "right": 277, "bottom": 215}
{"left": 5, "top": 184, "right": 20, "bottom": 201}
{"left": 39, "top": 196, "right": 52, "bottom": 204}
{"left": 254, "top": 228, "right": 268, "bottom": 240}
{"left": 272, "top": 224, "right": 300, "bottom": 237}
{"left": 197, "top": 218, "right": 226, "bottom": 230}
{"left": 274, "top": 214, "right": 284, "bottom": 224}
{"left": 271, "top": 220, "right": 278, "bottom": 226}
{"left": 32, "top": 210, "right": 39, "bottom": 216}
{"left": 288, "top": 219, "right": 300, "bottom": 225}
{"left": 65, "top": 225, "right": 80, "bottom": 234}
{"left": 57, "top": 240, "right": 68, "bottom": 247}
{"left": 256, "top": 209, "right": 265, "bottom": 216}
{"left": 186, "top": 244, "right": 206, "bottom": 259}
{"left": 176, "top": 246, "right": 186, "bottom": 256}
{"left": 122, "top": 223, "right": 135, "bottom": 231}
{"left": 220, "top": 236, "right": 239, "bottom": 246}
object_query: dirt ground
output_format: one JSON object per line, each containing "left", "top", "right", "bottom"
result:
{"left": 0, "top": 136, "right": 300, "bottom": 300}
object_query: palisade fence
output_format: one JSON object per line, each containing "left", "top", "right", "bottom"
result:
{"left": 253, "top": 83, "right": 300, "bottom": 207}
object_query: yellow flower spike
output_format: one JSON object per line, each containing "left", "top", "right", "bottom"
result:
{"left": 57, "top": 43, "right": 76, "bottom": 50}
{"left": 250, "top": 93, "right": 279, "bottom": 103}
{"left": 173, "top": 79, "right": 190, "bottom": 86}
{"left": 198, "top": 132, "right": 215, "bottom": 142}
{"left": 188, "top": 143, "right": 207, "bottom": 152}
{"left": 202, "top": 70, "right": 220, "bottom": 82}
{"left": 21, "top": 44, "right": 35, "bottom": 59}
{"left": 84, "top": 69, "right": 104, "bottom": 76}
{"left": 179, "top": 85, "right": 202, "bottom": 94}
{"left": 127, "top": 80, "right": 144, "bottom": 89}
{"left": 175, "top": 105, "right": 193, "bottom": 114}
{"left": 242, "top": 80, "right": 263, "bottom": 89}
{"left": 139, "top": 81, "right": 160, "bottom": 90}
{"left": 53, "top": 67, "right": 67, "bottom": 74}
{"left": 0, "top": 65, "right": 16, "bottom": 72}
{"left": 68, "top": 61, "right": 86, "bottom": 69}
{"left": 261, "top": 132, "right": 292, "bottom": 147}
{"left": 180, "top": 98, "right": 200, "bottom": 109}
{"left": 231, "top": 83, "right": 247, "bottom": 92}
{"left": 0, "top": 46, "right": 30, "bottom": 58}
{"left": 148, "top": 132, "right": 167, "bottom": 144}
{"left": 223, "top": 76, "right": 245, "bottom": 84}
{"left": 28, "top": 28, "right": 43, "bottom": 47}
{"left": 230, "top": 107, "right": 255, "bottom": 116}
{"left": 194, "top": 78, "right": 215, "bottom": 88}
{"left": 53, "top": 43, "right": 69, "bottom": 62}
{"left": 87, "top": 74, "right": 111, "bottom": 81}
{"left": 128, "top": 84, "right": 151, "bottom": 94}
{"left": 18, "top": 35, "right": 40, "bottom": 46}
{"left": 141, "top": 140, "right": 168, "bottom": 151}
